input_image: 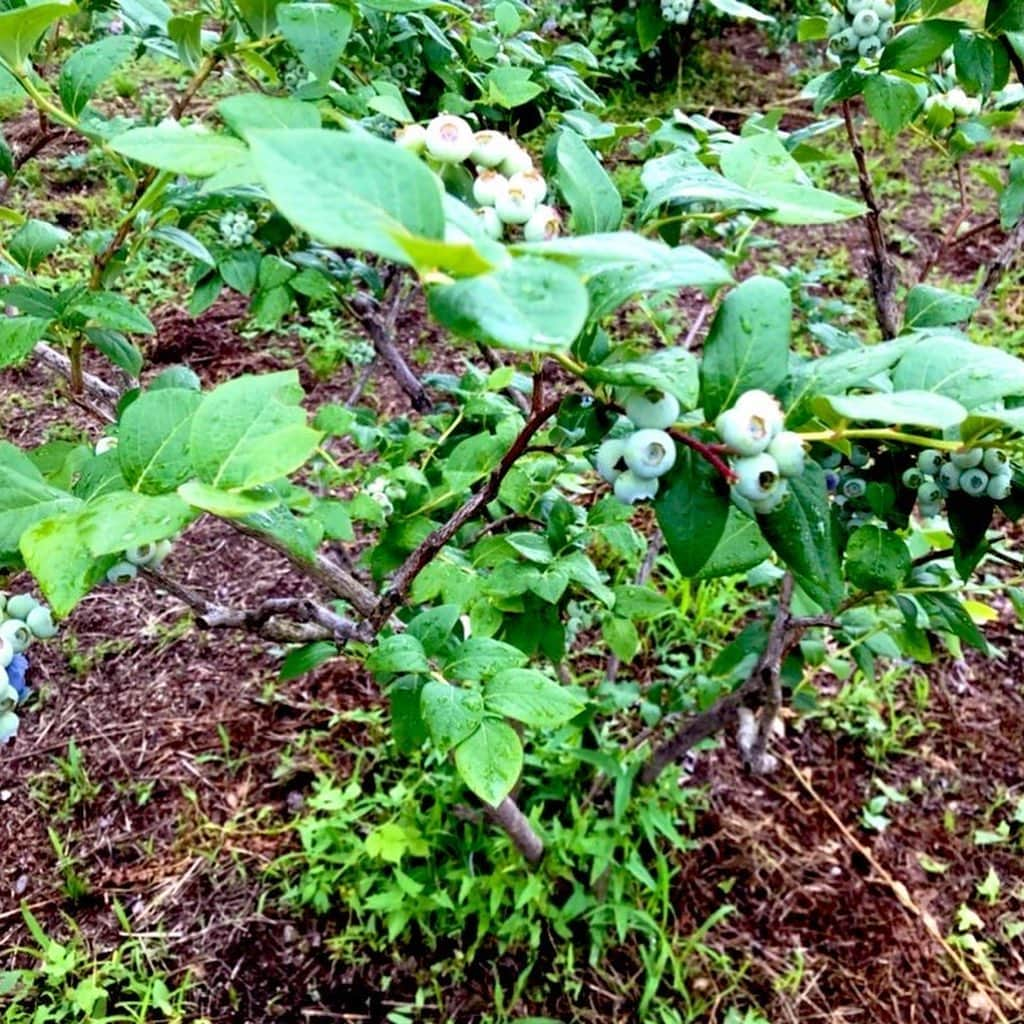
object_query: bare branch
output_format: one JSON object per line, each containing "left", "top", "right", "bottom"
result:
{"left": 745, "top": 573, "right": 793, "bottom": 773}
{"left": 842, "top": 100, "right": 901, "bottom": 338}
{"left": 974, "top": 217, "right": 1024, "bottom": 310}
{"left": 485, "top": 797, "right": 544, "bottom": 863}
{"left": 33, "top": 342, "right": 120, "bottom": 421}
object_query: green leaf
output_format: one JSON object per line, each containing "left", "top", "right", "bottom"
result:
{"left": 8, "top": 219, "right": 69, "bottom": 270}
{"left": 428, "top": 257, "right": 588, "bottom": 352}
{"left": 757, "top": 463, "right": 842, "bottom": 611}
{"left": 168, "top": 12, "right": 203, "bottom": 69}
{"left": 234, "top": 0, "right": 284, "bottom": 37}
{"left": 58, "top": 35, "right": 135, "bottom": 117}
{"left": 585, "top": 347, "right": 699, "bottom": 408}
{"left": 700, "top": 275, "right": 792, "bottom": 419}
{"left": 76, "top": 492, "right": 195, "bottom": 556}
{"left": 705, "top": 0, "right": 774, "bottom": 21}
{"left": 719, "top": 133, "right": 866, "bottom": 225}
{"left": 366, "top": 633, "right": 431, "bottom": 675}
{"left": 919, "top": 591, "right": 988, "bottom": 651}
{"left": 118, "top": 388, "right": 202, "bottom": 494}
{"left": 177, "top": 480, "right": 280, "bottom": 517}
{"left": 19, "top": 513, "right": 104, "bottom": 617}
{"left": 453, "top": 718, "right": 522, "bottom": 806}
{"left": 0, "top": 1, "right": 75, "bottom": 67}
{"left": 863, "top": 73, "right": 921, "bottom": 135}
{"left": 85, "top": 328, "right": 142, "bottom": 377}
{"left": 655, "top": 446, "right": 731, "bottom": 577}
{"left": 555, "top": 130, "right": 622, "bottom": 234}
{"left": 892, "top": 337, "right": 1024, "bottom": 409}
{"left": 405, "top": 605, "right": 462, "bottom": 656}
{"left": 845, "top": 525, "right": 911, "bottom": 592}
{"left": 421, "top": 681, "right": 484, "bottom": 753}
{"left": 696, "top": 507, "right": 773, "bottom": 578}
{"left": 445, "top": 637, "right": 527, "bottom": 681}
{"left": 189, "top": 370, "right": 322, "bottom": 490}
{"left": 986, "top": 0, "right": 1024, "bottom": 33}
{"left": 249, "top": 129, "right": 444, "bottom": 265}
{"left": 953, "top": 32, "right": 999, "bottom": 95}
{"left": 217, "top": 93, "right": 320, "bottom": 139}
{"left": 278, "top": 3, "right": 353, "bottom": 82}
{"left": 904, "top": 284, "right": 978, "bottom": 328}
{"left": 816, "top": 390, "right": 966, "bottom": 430}
{"left": 280, "top": 641, "right": 337, "bottom": 680}
{"left": 151, "top": 226, "right": 215, "bottom": 266}
{"left": 641, "top": 151, "right": 775, "bottom": 218}
{"left": 0, "top": 442, "right": 82, "bottom": 554}
{"left": 484, "top": 668, "right": 585, "bottom": 727}
{"left": 66, "top": 292, "right": 155, "bottom": 334}
{"left": 602, "top": 615, "right": 639, "bottom": 661}
{"left": 486, "top": 66, "right": 543, "bottom": 107}
{"left": 0, "top": 316, "right": 50, "bottom": 367}
{"left": 110, "top": 124, "right": 248, "bottom": 177}
{"left": 880, "top": 20, "right": 963, "bottom": 71}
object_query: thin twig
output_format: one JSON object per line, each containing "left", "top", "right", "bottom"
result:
{"left": 746, "top": 573, "right": 793, "bottom": 772}
{"left": 670, "top": 429, "right": 737, "bottom": 482}
{"left": 973, "top": 217, "right": 1024, "bottom": 311}
{"left": 918, "top": 161, "right": 968, "bottom": 283}
{"left": 841, "top": 100, "right": 900, "bottom": 338}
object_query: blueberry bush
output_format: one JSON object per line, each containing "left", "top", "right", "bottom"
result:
{"left": 1, "top": 0, "right": 1024, "bottom": 926}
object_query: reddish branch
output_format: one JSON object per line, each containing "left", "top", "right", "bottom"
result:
{"left": 671, "top": 429, "right": 737, "bottom": 483}
{"left": 370, "top": 389, "right": 564, "bottom": 629}
{"left": 841, "top": 100, "right": 901, "bottom": 339}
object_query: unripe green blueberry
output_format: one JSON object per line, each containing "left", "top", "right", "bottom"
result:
{"left": 843, "top": 477, "right": 867, "bottom": 499}
{"left": 522, "top": 204, "right": 562, "bottom": 243}
{"left": 832, "top": 27, "right": 860, "bottom": 52}
{"left": 107, "top": 561, "right": 139, "bottom": 585}
{"left": 499, "top": 143, "right": 533, "bottom": 178}
{"left": 5, "top": 594, "right": 37, "bottom": 620}
{"left": 878, "top": 20, "right": 894, "bottom": 41}
{"left": 614, "top": 470, "right": 659, "bottom": 505}
{"left": 0, "top": 635, "right": 13, "bottom": 669}
{"left": 917, "top": 449, "right": 943, "bottom": 475}
{"left": 425, "top": 114, "right": 475, "bottom": 164}
{"left": 472, "top": 169, "right": 507, "bottom": 207}
{"left": 125, "top": 543, "right": 158, "bottom": 567}
{"left": 918, "top": 500, "right": 942, "bottom": 518}
{"left": 826, "top": 12, "right": 846, "bottom": 34}
{"left": 982, "top": 449, "right": 1009, "bottom": 474}
{"left": 151, "top": 539, "right": 174, "bottom": 567}
{"left": 901, "top": 467, "right": 924, "bottom": 489}
{"left": 624, "top": 429, "right": 677, "bottom": 480}
{"left": 872, "top": 0, "right": 894, "bottom": 17}
{"left": 987, "top": 474, "right": 1012, "bottom": 501}
{"left": 394, "top": 124, "right": 428, "bottom": 154}
{"left": 716, "top": 407, "right": 769, "bottom": 456}
{"left": 951, "top": 447, "right": 983, "bottom": 469}
{"left": 767, "top": 431, "right": 806, "bottom": 478}
{"left": 25, "top": 605, "right": 57, "bottom": 640}
{"left": 858, "top": 35, "right": 882, "bottom": 58}
{"left": 475, "top": 206, "right": 504, "bottom": 241}
{"left": 852, "top": 8, "right": 880, "bottom": 35}
{"left": 624, "top": 389, "right": 681, "bottom": 430}
{"left": 752, "top": 479, "right": 789, "bottom": 515}
{"left": 595, "top": 438, "right": 628, "bottom": 483}
{"left": 470, "top": 130, "right": 512, "bottom": 169}
{"left": 0, "top": 619, "right": 31, "bottom": 653}
{"left": 734, "top": 390, "right": 785, "bottom": 438}
{"left": 848, "top": 444, "right": 870, "bottom": 468}
{"left": 938, "top": 462, "right": 961, "bottom": 492}
{"left": 494, "top": 183, "right": 538, "bottom": 225}
{"left": 0, "top": 709, "right": 18, "bottom": 742}
{"left": 960, "top": 467, "right": 989, "bottom": 496}
{"left": 819, "top": 449, "right": 843, "bottom": 470}
{"left": 917, "top": 481, "right": 943, "bottom": 505}
{"left": 733, "top": 453, "right": 782, "bottom": 502}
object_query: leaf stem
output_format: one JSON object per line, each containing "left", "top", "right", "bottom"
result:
{"left": 798, "top": 427, "right": 965, "bottom": 450}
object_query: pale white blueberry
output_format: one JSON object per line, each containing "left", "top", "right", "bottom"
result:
{"left": 475, "top": 206, "right": 504, "bottom": 240}
{"left": 734, "top": 390, "right": 784, "bottom": 436}
{"left": 523, "top": 205, "right": 562, "bottom": 242}
{"left": 917, "top": 449, "right": 943, "bottom": 475}
{"left": 917, "top": 481, "right": 943, "bottom": 505}
{"left": 901, "top": 467, "right": 924, "bottom": 489}
{"left": 494, "top": 182, "right": 538, "bottom": 225}
{"left": 872, "top": 0, "right": 894, "bottom": 16}
{"left": 5, "top": 594, "right": 37, "bottom": 620}
{"left": 614, "top": 470, "right": 659, "bottom": 505}
{"left": 0, "top": 635, "right": 12, "bottom": 669}
{"left": 624, "top": 389, "right": 681, "bottom": 430}
{"left": 106, "top": 561, "right": 139, "bottom": 585}
{"left": 938, "top": 462, "right": 961, "bottom": 491}
{"left": 983, "top": 449, "right": 1009, "bottom": 474}
{"left": 751, "top": 480, "right": 789, "bottom": 515}
{"left": 987, "top": 474, "right": 1012, "bottom": 501}
{"left": 951, "top": 446, "right": 983, "bottom": 470}
{"left": 852, "top": 8, "right": 880, "bottom": 35}
{"left": 960, "top": 467, "right": 989, "bottom": 496}
{"left": 623, "top": 429, "right": 677, "bottom": 480}
{"left": 0, "top": 619, "right": 31, "bottom": 654}
{"left": 595, "top": 438, "right": 628, "bottom": 483}
{"left": 25, "top": 606, "right": 57, "bottom": 640}
{"left": 470, "top": 130, "right": 512, "bottom": 169}
{"left": 95, "top": 436, "right": 119, "bottom": 455}
{"left": 733, "top": 453, "right": 783, "bottom": 503}
{"left": 425, "top": 114, "right": 475, "bottom": 163}
{"left": 508, "top": 169, "right": 547, "bottom": 205}
{"left": 946, "top": 87, "right": 981, "bottom": 118}
{"left": 473, "top": 169, "right": 507, "bottom": 207}
{"left": 499, "top": 143, "right": 534, "bottom": 178}
{"left": 858, "top": 36, "right": 883, "bottom": 58}
{"left": 767, "top": 431, "right": 806, "bottom": 478}
{"left": 395, "top": 124, "right": 428, "bottom": 153}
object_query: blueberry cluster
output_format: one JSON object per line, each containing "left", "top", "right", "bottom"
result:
{"left": 106, "top": 540, "right": 174, "bottom": 586}
{"left": 0, "top": 593, "right": 58, "bottom": 745}
{"left": 661, "top": 0, "right": 695, "bottom": 25}
{"left": 595, "top": 389, "right": 681, "bottom": 505}
{"left": 715, "top": 390, "right": 806, "bottom": 514}
{"left": 904, "top": 447, "right": 1013, "bottom": 517}
{"left": 396, "top": 117, "right": 563, "bottom": 244}
{"left": 219, "top": 210, "right": 255, "bottom": 249}
{"left": 283, "top": 60, "right": 313, "bottom": 92}
{"left": 826, "top": 0, "right": 894, "bottom": 62}
{"left": 819, "top": 444, "right": 873, "bottom": 518}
